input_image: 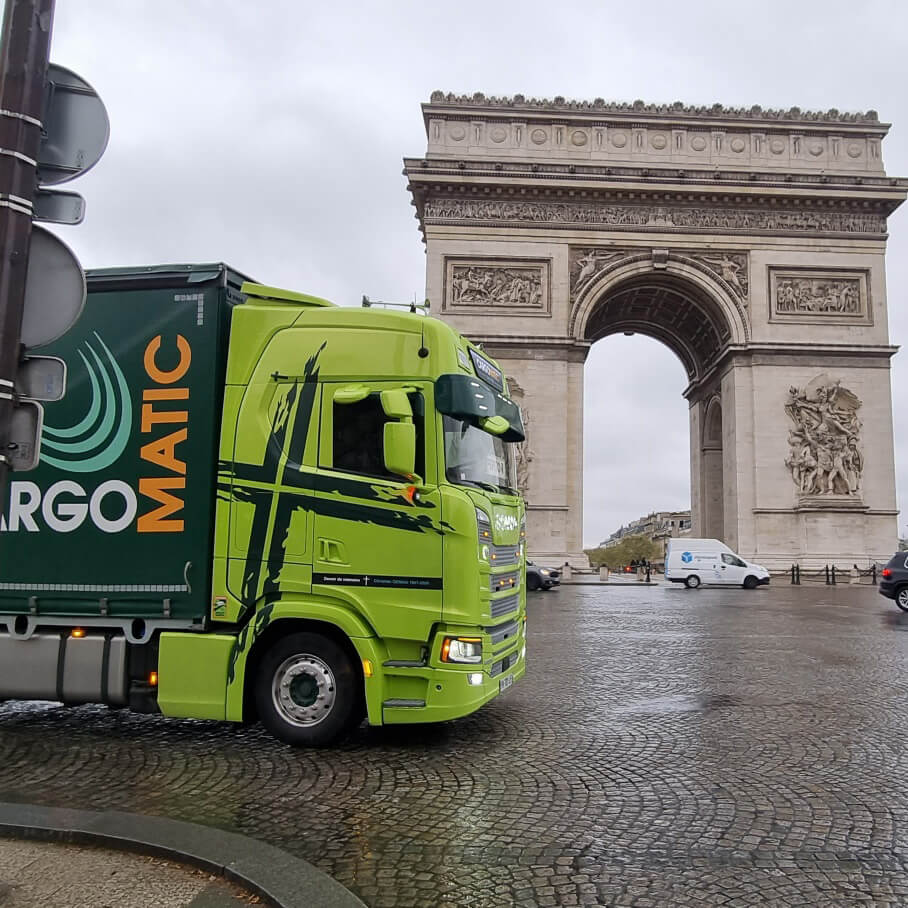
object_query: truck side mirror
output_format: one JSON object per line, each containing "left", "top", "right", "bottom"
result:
{"left": 383, "top": 422, "right": 416, "bottom": 479}
{"left": 380, "top": 389, "right": 413, "bottom": 420}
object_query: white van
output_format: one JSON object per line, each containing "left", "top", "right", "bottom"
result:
{"left": 665, "top": 538, "right": 770, "bottom": 589}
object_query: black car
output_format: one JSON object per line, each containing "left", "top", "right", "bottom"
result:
{"left": 526, "top": 561, "right": 561, "bottom": 591}
{"left": 879, "top": 552, "right": 908, "bottom": 611}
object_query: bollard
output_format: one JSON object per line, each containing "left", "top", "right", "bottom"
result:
{"left": 831, "top": 564, "right": 837, "bottom": 585}
{"left": 645, "top": 565, "right": 651, "bottom": 583}
{"left": 599, "top": 566, "right": 609, "bottom": 582}
{"left": 561, "top": 562, "right": 572, "bottom": 582}
{"left": 825, "top": 564, "right": 830, "bottom": 585}
{"left": 795, "top": 564, "right": 800, "bottom": 585}
{"left": 872, "top": 563, "right": 878, "bottom": 585}
{"left": 791, "top": 564, "right": 796, "bottom": 585}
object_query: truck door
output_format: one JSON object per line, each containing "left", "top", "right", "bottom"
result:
{"left": 311, "top": 383, "right": 443, "bottom": 642}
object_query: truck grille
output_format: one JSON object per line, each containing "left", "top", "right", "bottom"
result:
{"left": 485, "top": 618, "right": 520, "bottom": 646}
{"left": 489, "top": 544, "right": 519, "bottom": 566}
{"left": 490, "top": 570, "right": 520, "bottom": 594}
{"left": 490, "top": 648, "right": 520, "bottom": 677}
{"left": 489, "top": 592, "right": 519, "bottom": 619}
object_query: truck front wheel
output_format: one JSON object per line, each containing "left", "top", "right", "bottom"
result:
{"left": 255, "top": 632, "right": 363, "bottom": 746}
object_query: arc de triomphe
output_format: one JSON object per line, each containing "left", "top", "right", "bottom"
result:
{"left": 405, "top": 93, "right": 907, "bottom": 569}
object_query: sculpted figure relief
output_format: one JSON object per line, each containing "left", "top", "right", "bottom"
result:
{"left": 784, "top": 376, "right": 863, "bottom": 497}
{"left": 450, "top": 265, "right": 543, "bottom": 308}
{"left": 776, "top": 277, "right": 862, "bottom": 314}
{"left": 701, "top": 254, "right": 747, "bottom": 297}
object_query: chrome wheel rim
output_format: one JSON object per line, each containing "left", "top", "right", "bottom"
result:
{"left": 272, "top": 654, "right": 336, "bottom": 727}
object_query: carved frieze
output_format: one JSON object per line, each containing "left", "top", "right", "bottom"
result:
{"left": 770, "top": 269, "right": 870, "bottom": 324}
{"left": 444, "top": 258, "right": 550, "bottom": 315}
{"left": 425, "top": 198, "right": 885, "bottom": 236}
{"left": 784, "top": 375, "right": 863, "bottom": 499}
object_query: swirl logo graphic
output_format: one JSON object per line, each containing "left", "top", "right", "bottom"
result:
{"left": 40, "top": 332, "right": 132, "bottom": 472}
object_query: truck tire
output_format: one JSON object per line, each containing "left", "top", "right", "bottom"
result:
{"left": 684, "top": 575, "right": 701, "bottom": 589}
{"left": 743, "top": 575, "right": 759, "bottom": 590}
{"left": 255, "top": 632, "right": 363, "bottom": 747}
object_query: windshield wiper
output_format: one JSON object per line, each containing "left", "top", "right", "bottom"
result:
{"left": 447, "top": 474, "right": 499, "bottom": 493}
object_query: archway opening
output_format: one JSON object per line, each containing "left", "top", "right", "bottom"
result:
{"left": 583, "top": 335, "right": 690, "bottom": 549}
{"left": 581, "top": 271, "right": 735, "bottom": 551}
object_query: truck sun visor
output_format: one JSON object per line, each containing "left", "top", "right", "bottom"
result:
{"left": 434, "top": 374, "right": 525, "bottom": 442}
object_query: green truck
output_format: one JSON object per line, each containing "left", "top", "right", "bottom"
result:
{"left": 0, "top": 264, "right": 527, "bottom": 745}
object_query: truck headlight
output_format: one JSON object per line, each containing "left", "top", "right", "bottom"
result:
{"left": 441, "top": 636, "right": 483, "bottom": 664}
{"left": 476, "top": 507, "right": 492, "bottom": 543}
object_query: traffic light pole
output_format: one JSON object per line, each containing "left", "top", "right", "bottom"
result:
{"left": 0, "top": 0, "right": 54, "bottom": 503}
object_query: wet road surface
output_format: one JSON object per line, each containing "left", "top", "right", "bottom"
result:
{"left": 2, "top": 584, "right": 907, "bottom": 906}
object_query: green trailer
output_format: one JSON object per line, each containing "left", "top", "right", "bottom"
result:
{"left": 0, "top": 264, "right": 527, "bottom": 745}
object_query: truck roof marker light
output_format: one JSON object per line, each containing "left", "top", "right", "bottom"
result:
{"left": 71, "top": 628, "right": 85, "bottom": 638}
{"left": 362, "top": 659, "right": 374, "bottom": 678}
{"left": 149, "top": 671, "right": 158, "bottom": 687}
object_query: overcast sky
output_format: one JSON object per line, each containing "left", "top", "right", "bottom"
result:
{"left": 49, "top": 0, "right": 908, "bottom": 548}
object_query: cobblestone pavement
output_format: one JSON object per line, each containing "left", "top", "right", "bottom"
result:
{"left": 0, "top": 839, "right": 253, "bottom": 906}
{"left": 2, "top": 584, "right": 908, "bottom": 907}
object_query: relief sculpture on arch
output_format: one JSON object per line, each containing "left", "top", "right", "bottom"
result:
{"left": 785, "top": 376, "right": 864, "bottom": 499}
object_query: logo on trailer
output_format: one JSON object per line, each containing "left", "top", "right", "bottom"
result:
{"left": 40, "top": 331, "right": 132, "bottom": 472}
{"left": 681, "top": 551, "right": 693, "bottom": 564}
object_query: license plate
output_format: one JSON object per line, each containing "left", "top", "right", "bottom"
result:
{"left": 499, "top": 674, "right": 513, "bottom": 693}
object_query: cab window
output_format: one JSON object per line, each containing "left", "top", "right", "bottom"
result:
{"left": 331, "top": 392, "right": 424, "bottom": 480}
{"left": 721, "top": 553, "right": 746, "bottom": 567}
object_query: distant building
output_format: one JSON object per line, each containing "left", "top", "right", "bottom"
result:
{"left": 600, "top": 510, "right": 692, "bottom": 556}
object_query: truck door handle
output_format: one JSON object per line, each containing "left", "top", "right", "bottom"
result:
{"left": 319, "top": 538, "right": 347, "bottom": 564}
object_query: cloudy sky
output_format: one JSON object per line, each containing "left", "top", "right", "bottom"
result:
{"left": 49, "top": 0, "right": 908, "bottom": 548}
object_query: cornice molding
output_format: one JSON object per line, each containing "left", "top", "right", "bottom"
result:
{"left": 426, "top": 91, "right": 887, "bottom": 129}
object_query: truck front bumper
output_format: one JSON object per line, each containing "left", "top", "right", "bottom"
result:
{"left": 380, "top": 646, "right": 526, "bottom": 725}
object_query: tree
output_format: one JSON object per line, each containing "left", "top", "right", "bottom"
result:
{"left": 585, "top": 534, "right": 661, "bottom": 570}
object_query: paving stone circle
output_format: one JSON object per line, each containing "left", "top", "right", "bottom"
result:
{"left": 2, "top": 584, "right": 907, "bottom": 906}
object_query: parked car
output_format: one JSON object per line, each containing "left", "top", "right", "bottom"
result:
{"left": 665, "top": 538, "right": 770, "bottom": 589}
{"left": 879, "top": 552, "right": 908, "bottom": 611}
{"left": 526, "top": 561, "right": 560, "bottom": 591}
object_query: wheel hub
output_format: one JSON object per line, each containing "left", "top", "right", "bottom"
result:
{"left": 272, "top": 654, "right": 336, "bottom": 727}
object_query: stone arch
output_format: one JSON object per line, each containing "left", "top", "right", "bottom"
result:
{"left": 569, "top": 251, "right": 750, "bottom": 356}
{"left": 571, "top": 259, "right": 745, "bottom": 385}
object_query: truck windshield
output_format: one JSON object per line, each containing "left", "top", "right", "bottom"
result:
{"left": 443, "top": 415, "right": 517, "bottom": 494}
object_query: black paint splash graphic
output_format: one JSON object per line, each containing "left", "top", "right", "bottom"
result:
{"left": 219, "top": 343, "right": 449, "bottom": 623}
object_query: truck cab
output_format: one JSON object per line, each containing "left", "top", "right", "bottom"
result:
{"left": 0, "top": 266, "right": 527, "bottom": 746}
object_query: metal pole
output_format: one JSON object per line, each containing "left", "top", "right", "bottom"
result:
{"left": 0, "top": 0, "right": 54, "bottom": 505}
